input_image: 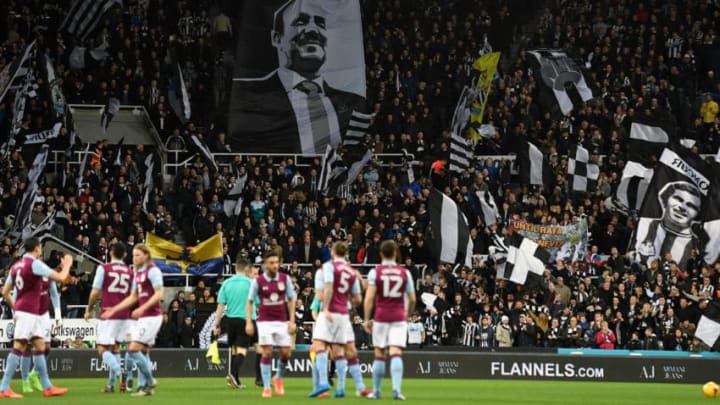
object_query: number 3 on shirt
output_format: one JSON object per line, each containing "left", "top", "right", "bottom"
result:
{"left": 381, "top": 274, "right": 403, "bottom": 298}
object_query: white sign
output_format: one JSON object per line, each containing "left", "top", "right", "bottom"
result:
{"left": 0, "top": 319, "right": 97, "bottom": 343}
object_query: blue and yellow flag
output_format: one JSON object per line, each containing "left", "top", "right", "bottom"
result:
{"left": 146, "top": 233, "right": 186, "bottom": 273}
{"left": 187, "top": 233, "right": 224, "bottom": 276}
{"left": 146, "top": 233, "right": 224, "bottom": 275}
{"left": 470, "top": 52, "right": 500, "bottom": 140}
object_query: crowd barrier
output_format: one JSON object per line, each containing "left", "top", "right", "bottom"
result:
{"left": 0, "top": 348, "right": 713, "bottom": 383}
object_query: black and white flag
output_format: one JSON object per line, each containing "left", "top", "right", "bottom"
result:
{"left": 518, "top": 141, "right": 550, "bottom": 185}
{"left": 527, "top": 49, "right": 593, "bottom": 115}
{"left": 23, "top": 122, "right": 63, "bottom": 145}
{"left": 113, "top": 136, "right": 125, "bottom": 166}
{"left": 343, "top": 110, "right": 371, "bottom": 146}
{"left": 141, "top": 154, "right": 155, "bottom": 212}
{"left": 633, "top": 147, "right": 710, "bottom": 270}
{"left": 100, "top": 97, "right": 120, "bottom": 132}
{"left": 223, "top": 173, "right": 247, "bottom": 218}
{"left": 702, "top": 160, "right": 720, "bottom": 265}
{"left": 427, "top": 188, "right": 473, "bottom": 267}
{"left": 60, "top": 0, "right": 122, "bottom": 42}
{"left": 318, "top": 145, "right": 347, "bottom": 196}
{"left": 696, "top": 301, "right": 720, "bottom": 349}
{"left": 449, "top": 132, "right": 473, "bottom": 173}
{"left": 168, "top": 63, "right": 191, "bottom": 124}
{"left": 567, "top": 144, "right": 599, "bottom": 192}
{"left": 189, "top": 134, "right": 218, "bottom": 172}
{"left": 14, "top": 145, "right": 50, "bottom": 235}
{"left": 628, "top": 115, "right": 672, "bottom": 166}
{"left": 76, "top": 143, "right": 91, "bottom": 196}
{"left": 497, "top": 232, "right": 550, "bottom": 288}
{"left": 613, "top": 161, "right": 654, "bottom": 213}
{"left": 0, "top": 40, "right": 36, "bottom": 104}
{"left": 476, "top": 190, "right": 499, "bottom": 226}
{"left": 45, "top": 54, "right": 66, "bottom": 119}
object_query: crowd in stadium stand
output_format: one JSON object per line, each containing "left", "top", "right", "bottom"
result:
{"left": 1, "top": 0, "right": 719, "bottom": 351}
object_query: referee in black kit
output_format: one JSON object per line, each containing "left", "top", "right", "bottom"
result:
{"left": 213, "top": 258, "right": 260, "bottom": 388}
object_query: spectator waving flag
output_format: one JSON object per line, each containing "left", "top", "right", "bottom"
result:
{"left": 448, "top": 132, "right": 473, "bottom": 174}
{"left": 527, "top": 49, "right": 593, "bottom": 116}
{"left": 13, "top": 145, "right": 51, "bottom": 236}
{"left": 518, "top": 140, "right": 551, "bottom": 186}
{"left": 187, "top": 233, "right": 224, "bottom": 276}
{"left": 696, "top": 301, "right": 720, "bottom": 349}
{"left": 188, "top": 133, "right": 219, "bottom": 173}
{"left": 113, "top": 136, "right": 125, "bottom": 166}
{"left": 498, "top": 232, "right": 550, "bottom": 289}
{"left": 318, "top": 145, "right": 348, "bottom": 197}
{"left": 427, "top": 188, "right": 473, "bottom": 268}
{"left": 141, "top": 153, "right": 154, "bottom": 212}
{"left": 0, "top": 40, "right": 36, "bottom": 104}
{"left": 628, "top": 114, "right": 672, "bottom": 166}
{"left": 223, "top": 173, "right": 247, "bottom": 218}
{"left": 60, "top": 0, "right": 122, "bottom": 42}
{"left": 567, "top": 144, "right": 599, "bottom": 192}
{"left": 476, "top": 190, "right": 499, "bottom": 226}
{"left": 100, "top": 97, "right": 120, "bottom": 132}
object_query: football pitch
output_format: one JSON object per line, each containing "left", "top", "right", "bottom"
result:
{"left": 7, "top": 378, "right": 709, "bottom": 404}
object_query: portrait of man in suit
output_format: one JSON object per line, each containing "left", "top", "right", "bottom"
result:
{"left": 637, "top": 181, "right": 701, "bottom": 268}
{"left": 228, "top": 0, "right": 365, "bottom": 154}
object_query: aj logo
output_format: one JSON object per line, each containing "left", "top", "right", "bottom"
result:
{"left": 416, "top": 361, "right": 431, "bottom": 375}
{"left": 640, "top": 366, "right": 655, "bottom": 379}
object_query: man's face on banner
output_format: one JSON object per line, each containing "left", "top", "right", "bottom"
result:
{"left": 663, "top": 187, "right": 700, "bottom": 229}
{"left": 272, "top": 0, "right": 328, "bottom": 76}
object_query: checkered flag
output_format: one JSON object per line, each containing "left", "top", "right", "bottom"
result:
{"left": 567, "top": 144, "right": 599, "bottom": 192}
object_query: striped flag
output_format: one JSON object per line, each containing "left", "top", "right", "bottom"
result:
{"left": 113, "top": 136, "right": 125, "bottom": 166}
{"left": 59, "top": 0, "right": 122, "bottom": 42}
{"left": 427, "top": 188, "right": 473, "bottom": 267}
{"left": 223, "top": 173, "right": 247, "bottom": 217}
{"left": 141, "top": 154, "right": 155, "bottom": 212}
{"left": 498, "top": 232, "right": 550, "bottom": 288}
{"left": 100, "top": 97, "right": 120, "bottom": 132}
{"left": 344, "top": 110, "right": 371, "bottom": 146}
{"left": 696, "top": 301, "right": 720, "bottom": 349}
{"left": 76, "top": 143, "right": 91, "bottom": 196}
{"left": 0, "top": 40, "right": 36, "bottom": 104}
{"left": 189, "top": 134, "right": 219, "bottom": 172}
{"left": 567, "top": 144, "right": 599, "bottom": 191}
{"left": 14, "top": 145, "right": 50, "bottom": 235}
{"left": 448, "top": 132, "right": 473, "bottom": 173}
{"left": 613, "top": 161, "right": 654, "bottom": 213}
{"left": 169, "top": 63, "right": 191, "bottom": 124}
{"left": 318, "top": 145, "right": 347, "bottom": 196}
{"left": 476, "top": 190, "right": 499, "bottom": 226}
{"left": 518, "top": 141, "right": 550, "bottom": 185}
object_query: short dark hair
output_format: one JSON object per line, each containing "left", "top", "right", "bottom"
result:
{"left": 659, "top": 181, "right": 701, "bottom": 209}
{"left": 24, "top": 238, "right": 40, "bottom": 253}
{"left": 264, "top": 251, "right": 280, "bottom": 262}
{"left": 110, "top": 242, "right": 126, "bottom": 260}
{"left": 380, "top": 240, "right": 398, "bottom": 261}
{"left": 236, "top": 257, "right": 252, "bottom": 273}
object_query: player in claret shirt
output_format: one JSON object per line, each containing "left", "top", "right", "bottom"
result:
{"left": 363, "top": 240, "right": 416, "bottom": 400}
{"left": 102, "top": 244, "right": 164, "bottom": 397}
{"left": 246, "top": 252, "right": 297, "bottom": 398}
{"left": 86, "top": 243, "right": 134, "bottom": 393}
{"left": 0, "top": 237, "right": 72, "bottom": 398}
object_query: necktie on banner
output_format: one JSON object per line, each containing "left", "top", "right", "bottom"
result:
{"left": 296, "top": 80, "right": 332, "bottom": 153}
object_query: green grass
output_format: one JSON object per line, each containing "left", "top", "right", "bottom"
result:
{"left": 8, "top": 378, "right": 712, "bottom": 404}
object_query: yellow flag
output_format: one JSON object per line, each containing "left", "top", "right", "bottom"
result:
{"left": 470, "top": 52, "right": 500, "bottom": 139}
{"left": 206, "top": 340, "right": 221, "bottom": 365}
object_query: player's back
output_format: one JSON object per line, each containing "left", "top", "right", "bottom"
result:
{"left": 373, "top": 264, "right": 410, "bottom": 323}
{"left": 101, "top": 262, "right": 133, "bottom": 319}
{"left": 328, "top": 260, "right": 356, "bottom": 315}
{"left": 135, "top": 264, "right": 163, "bottom": 317}
{"left": 11, "top": 257, "right": 43, "bottom": 315}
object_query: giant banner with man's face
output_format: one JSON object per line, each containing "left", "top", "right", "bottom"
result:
{"left": 228, "top": 0, "right": 366, "bottom": 154}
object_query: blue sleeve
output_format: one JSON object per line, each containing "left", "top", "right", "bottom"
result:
{"left": 323, "top": 264, "right": 335, "bottom": 284}
{"left": 130, "top": 277, "right": 137, "bottom": 293}
{"left": 248, "top": 280, "right": 259, "bottom": 301}
{"left": 406, "top": 270, "right": 415, "bottom": 294}
{"left": 4, "top": 274, "right": 12, "bottom": 286}
{"left": 91, "top": 266, "right": 105, "bottom": 290}
{"left": 367, "top": 269, "right": 377, "bottom": 286}
{"left": 286, "top": 278, "right": 297, "bottom": 300}
{"left": 148, "top": 267, "right": 163, "bottom": 288}
{"left": 49, "top": 282, "right": 61, "bottom": 313}
{"left": 31, "top": 259, "right": 53, "bottom": 277}
{"left": 351, "top": 278, "right": 360, "bottom": 295}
